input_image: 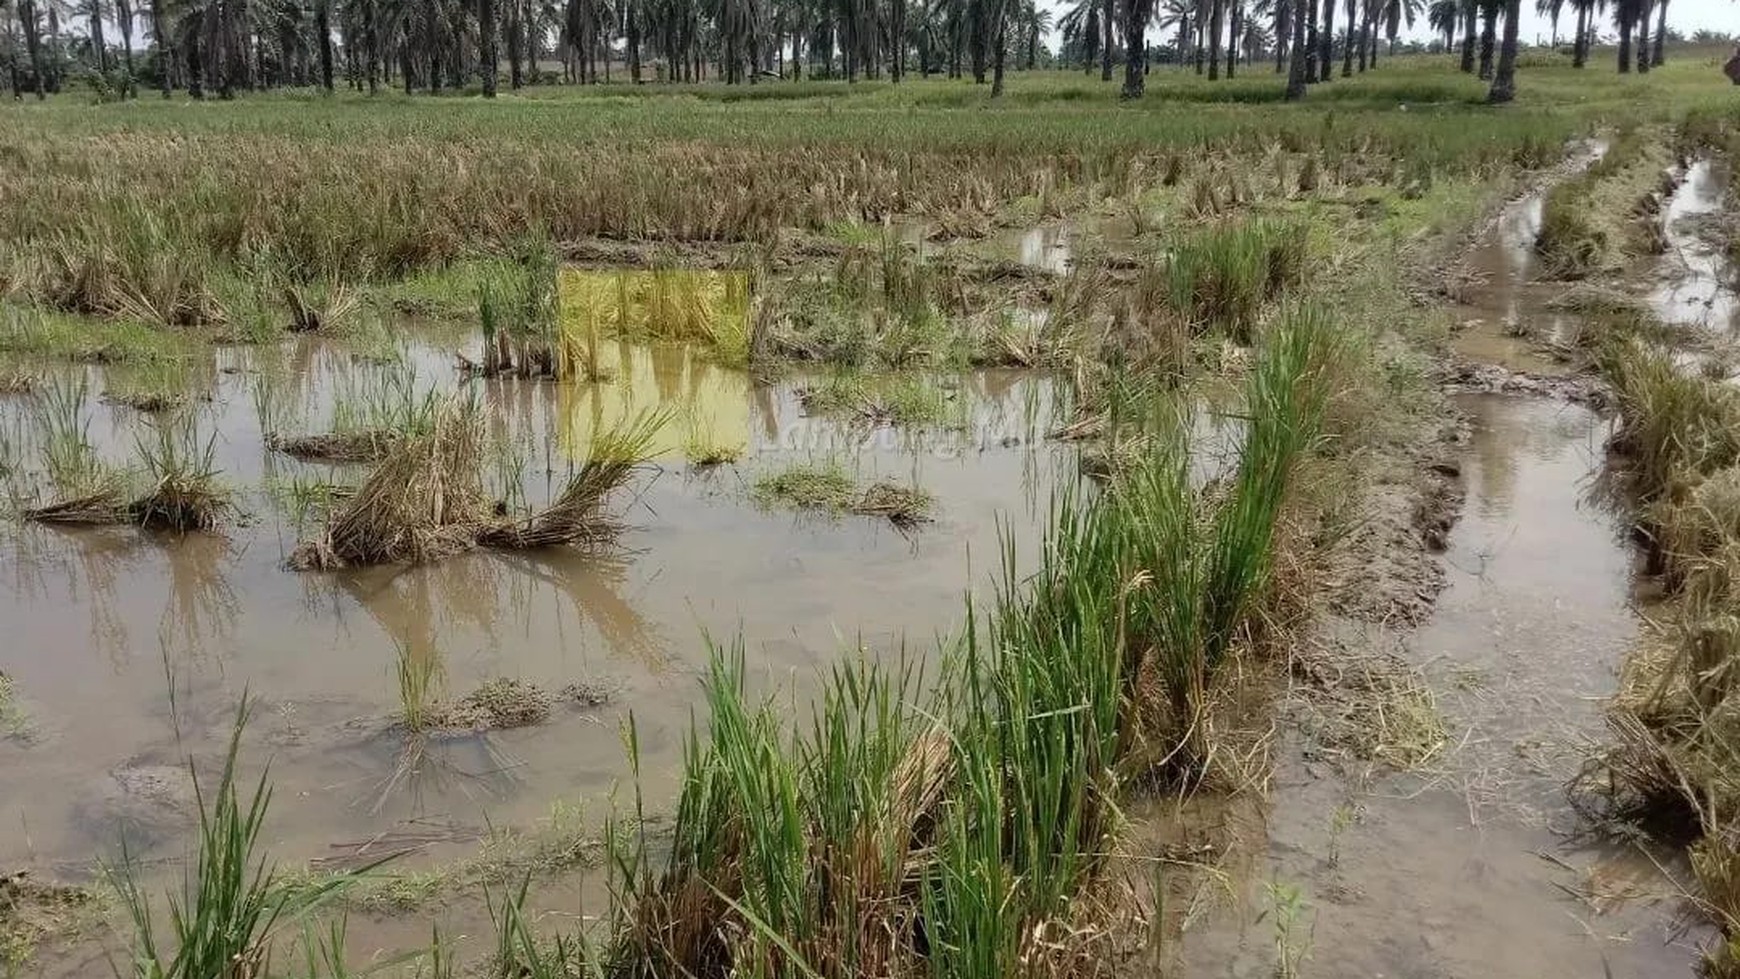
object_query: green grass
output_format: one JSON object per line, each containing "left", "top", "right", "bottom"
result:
{"left": 751, "top": 462, "right": 859, "bottom": 511}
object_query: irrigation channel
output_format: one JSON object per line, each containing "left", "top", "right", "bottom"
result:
{"left": 1174, "top": 155, "right": 1740, "bottom": 975}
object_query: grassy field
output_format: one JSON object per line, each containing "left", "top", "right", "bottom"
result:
{"left": 5, "top": 45, "right": 1740, "bottom": 978}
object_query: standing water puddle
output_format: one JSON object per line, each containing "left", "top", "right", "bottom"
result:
{"left": 1451, "top": 143, "right": 1608, "bottom": 374}
{"left": 1651, "top": 158, "right": 1740, "bottom": 334}
{"left": 0, "top": 333, "right": 1094, "bottom": 882}
{"left": 1184, "top": 395, "right": 1702, "bottom": 976}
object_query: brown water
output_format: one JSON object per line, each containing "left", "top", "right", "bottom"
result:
{"left": 1451, "top": 144, "right": 1608, "bottom": 374}
{"left": 1183, "top": 394, "right": 1703, "bottom": 977}
{"left": 0, "top": 332, "right": 1090, "bottom": 884}
{"left": 1652, "top": 158, "right": 1740, "bottom": 334}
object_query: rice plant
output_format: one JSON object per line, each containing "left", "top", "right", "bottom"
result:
{"left": 106, "top": 701, "right": 358, "bottom": 979}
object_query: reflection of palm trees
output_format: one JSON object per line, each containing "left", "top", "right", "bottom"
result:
{"left": 493, "top": 550, "right": 665, "bottom": 669}
{"left": 156, "top": 531, "right": 239, "bottom": 661}
{"left": 13, "top": 525, "right": 146, "bottom": 668}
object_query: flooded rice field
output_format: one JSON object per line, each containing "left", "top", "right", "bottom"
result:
{"left": 0, "top": 330, "right": 1119, "bottom": 878}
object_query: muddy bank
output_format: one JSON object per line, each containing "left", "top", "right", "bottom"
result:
{"left": 1183, "top": 394, "right": 1701, "bottom": 977}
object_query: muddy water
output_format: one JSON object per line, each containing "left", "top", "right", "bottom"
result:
{"left": 1652, "top": 158, "right": 1740, "bottom": 334}
{"left": 1451, "top": 145, "right": 1608, "bottom": 374}
{"left": 1184, "top": 395, "right": 1702, "bottom": 977}
{"left": 0, "top": 333, "right": 1079, "bottom": 887}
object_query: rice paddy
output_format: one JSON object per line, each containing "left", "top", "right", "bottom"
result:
{"left": 4, "top": 47, "right": 1740, "bottom": 979}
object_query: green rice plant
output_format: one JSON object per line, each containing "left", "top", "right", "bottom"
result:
{"left": 394, "top": 639, "right": 447, "bottom": 734}
{"left": 751, "top": 462, "right": 858, "bottom": 511}
{"left": 35, "top": 376, "right": 108, "bottom": 494}
{"left": 1165, "top": 220, "right": 1307, "bottom": 344}
{"left": 131, "top": 414, "right": 229, "bottom": 532}
{"left": 106, "top": 701, "right": 359, "bottom": 979}
{"left": 478, "top": 235, "right": 562, "bottom": 378}
{"left": 0, "top": 304, "right": 184, "bottom": 364}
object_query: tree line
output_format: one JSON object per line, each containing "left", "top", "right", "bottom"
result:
{"left": 0, "top": 0, "right": 1700, "bottom": 104}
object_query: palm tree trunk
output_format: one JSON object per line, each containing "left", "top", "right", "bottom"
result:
{"left": 1651, "top": 0, "right": 1665, "bottom": 63}
{"left": 149, "top": 0, "right": 169, "bottom": 94}
{"left": 115, "top": 0, "right": 135, "bottom": 77}
{"left": 1120, "top": 0, "right": 1147, "bottom": 96}
{"left": 1274, "top": 0, "right": 1287, "bottom": 71}
{"left": 990, "top": 0, "right": 1007, "bottom": 93}
{"left": 1487, "top": 0, "right": 1518, "bottom": 99}
{"left": 1099, "top": 0, "right": 1113, "bottom": 79}
{"left": 1207, "top": 0, "right": 1223, "bottom": 78}
{"left": 1635, "top": 0, "right": 1650, "bottom": 72}
{"left": 316, "top": 0, "right": 334, "bottom": 91}
{"left": 20, "top": 0, "right": 45, "bottom": 98}
{"left": 1284, "top": 0, "right": 1307, "bottom": 97}
{"left": 1571, "top": 1, "right": 1586, "bottom": 64}
{"left": 188, "top": 29, "right": 204, "bottom": 96}
{"left": 1317, "top": 0, "right": 1332, "bottom": 81}
{"left": 1458, "top": 0, "right": 1474, "bottom": 70}
{"left": 1303, "top": 0, "right": 1318, "bottom": 77}
{"left": 1227, "top": 0, "right": 1239, "bottom": 76}
{"left": 1341, "top": 0, "right": 1353, "bottom": 73}
{"left": 1616, "top": 12, "right": 1631, "bottom": 72}
{"left": 479, "top": 0, "right": 497, "bottom": 94}
{"left": 364, "top": 0, "right": 379, "bottom": 91}
{"left": 1477, "top": 2, "right": 1495, "bottom": 78}
{"left": 88, "top": 0, "right": 108, "bottom": 73}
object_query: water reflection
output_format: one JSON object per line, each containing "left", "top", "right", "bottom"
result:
{"left": 1652, "top": 159, "right": 1740, "bottom": 334}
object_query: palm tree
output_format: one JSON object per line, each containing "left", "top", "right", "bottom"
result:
{"left": 84, "top": 0, "right": 107, "bottom": 72}
{"left": 1457, "top": 0, "right": 1473, "bottom": 69}
{"left": 1535, "top": 0, "right": 1559, "bottom": 44}
{"left": 1425, "top": 0, "right": 1453, "bottom": 47}
{"left": 1121, "top": 0, "right": 1151, "bottom": 96}
{"left": 1650, "top": 0, "right": 1663, "bottom": 64}
{"left": 1476, "top": 0, "right": 1496, "bottom": 77}
{"left": 1057, "top": 0, "right": 1100, "bottom": 69}
{"left": 1487, "top": 0, "right": 1515, "bottom": 98}
{"left": 1613, "top": 0, "right": 1637, "bottom": 71}
{"left": 1283, "top": 0, "right": 1304, "bottom": 95}
{"left": 1569, "top": 0, "right": 1599, "bottom": 65}
{"left": 18, "top": 0, "right": 45, "bottom": 95}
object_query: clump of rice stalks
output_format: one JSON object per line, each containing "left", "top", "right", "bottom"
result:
{"left": 0, "top": 671, "right": 29, "bottom": 740}
{"left": 267, "top": 369, "right": 438, "bottom": 463}
{"left": 1535, "top": 194, "right": 1606, "bottom": 280}
{"left": 683, "top": 436, "right": 743, "bottom": 468}
{"left": 474, "top": 237, "right": 562, "bottom": 379}
{"left": 392, "top": 639, "right": 448, "bottom": 735}
{"left": 797, "top": 372, "right": 955, "bottom": 427}
{"left": 478, "top": 411, "right": 666, "bottom": 551}
{"left": 0, "top": 370, "right": 35, "bottom": 396}
{"left": 100, "top": 357, "right": 200, "bottom": 414}
{"left": 291, "top": 397, "right": 662, "bottom": 570}
{"left": 751, "top": 461, "right": 934, "bottom": 526}
{"left": 752, "top": 462, "right": 858, "bottom": 511}
{"left": 853, "top": 483, "right": 934, "bottom": 527}
{"left": 1601, "top": 338, "right": 1740, "bottom": 501}
{"left": 284, "top": 279, "right": 359, "bottom": 334}
{"left": 127, "top": 415, "right": 229, "bottom": 532}
{"left": 266, "top": 430, "right": 400, "bottom": 463}
{"left": 107, "top": 703, "right": 363, "bottom": 978}
{"left": 1165, "top": 220, "right": 1308, "bottom": 344}
{"left": 25, "top": 411, "right": 227, "bottom": 533}
{"left": 289, "top": 395, "right": 492, "bottom": 569}
{"left": 558, "top": 268, "right": 752, "bottom": 369}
